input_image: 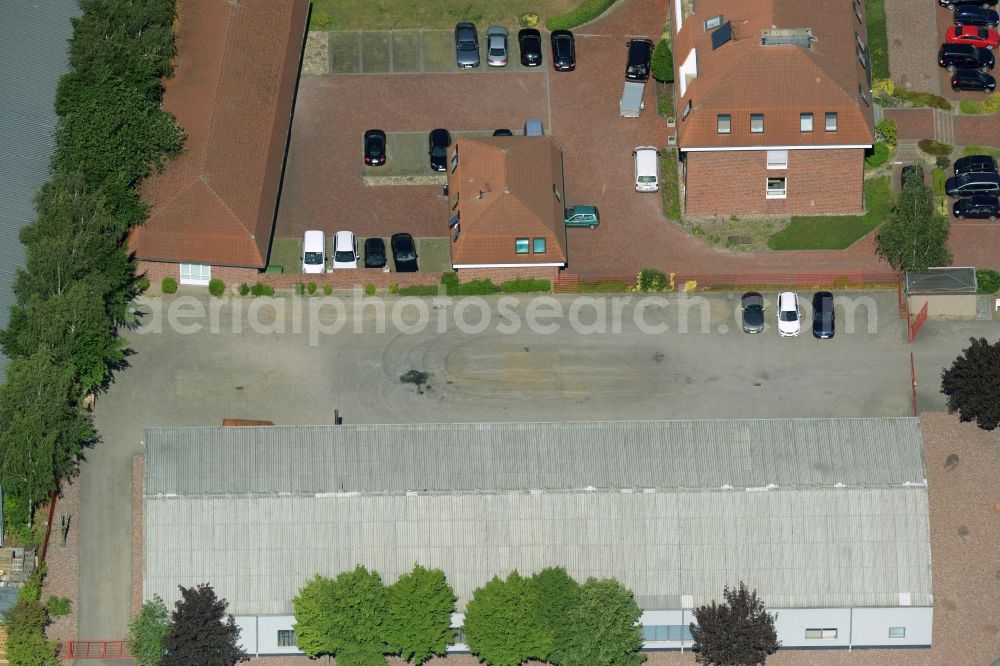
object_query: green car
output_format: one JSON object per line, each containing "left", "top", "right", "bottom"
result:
{"left": 564, "top": 205, "right": 600, "bottom": 229}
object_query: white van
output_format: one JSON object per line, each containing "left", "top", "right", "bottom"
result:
{"left": 633, "top": 146, "right": 660, "bottom": 192}
{"left": 301, "top": 230, "right": 326, "bottom": 273}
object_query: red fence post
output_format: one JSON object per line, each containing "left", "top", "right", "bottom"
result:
{"left": 911, "top": 352, "right": 918, "bottom": 416}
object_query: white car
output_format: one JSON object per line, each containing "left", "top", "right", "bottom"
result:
{"left": 301, "top": 230, "right": 326, "bottom": 274}
{"left": 633, "top": 146, "right": 660, "bottom": 192}
{"left": 776, "top": 291, "right": 801, "bottom": 337}
{"left": 486, "top": 26, "right": 509, "bottom": 66}
{"left": 331, "top": 230, "right": 359, "bottom": 269}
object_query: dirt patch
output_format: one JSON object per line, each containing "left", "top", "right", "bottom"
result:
{"left": 679, "top": 214, "right": 790, "bottom": 252}
{"left": 400, "top": 370, "right": 432, "bottom": 394}
{"left": 302, "top": 31, "right": 330, "bottom": 76}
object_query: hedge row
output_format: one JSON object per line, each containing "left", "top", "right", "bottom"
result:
{"left": 546, "top": 0, "right": 617, "bottom": 30}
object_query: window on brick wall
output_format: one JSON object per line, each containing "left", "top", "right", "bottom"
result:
{"left": 179, "top": 263, "right": 211, "bottom": 285}
{"left": 533, "top": 238, "right": 546, "bottom": 254}
{"left": 717, "top": 114, "right": 731, "bottom": 134}
{"left": 766, "top": 176, "right": 787, "bottom": 199}
{"left": 766, "top": 150, "right": 788, "bottom": 169}
{"left": 800, "top": 113, "right": 813, "bottom": 132}
{"left": 825, "top": 112, "right": 838, "bottom": 131}
{"left": 515, "top": 238, "right": 530, "bottom": 254}
{"left": 750, "top": 113, "right": 764, "bottom": 133}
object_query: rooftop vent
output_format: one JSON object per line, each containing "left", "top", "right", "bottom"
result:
{"left": 760, "top": 27, "right": 815, "bottom": 48}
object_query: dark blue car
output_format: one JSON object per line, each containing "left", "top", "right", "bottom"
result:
{"left": 812, "top": 292, "right": 835, "bottom": 339}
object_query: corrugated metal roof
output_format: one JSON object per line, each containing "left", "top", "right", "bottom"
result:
{"left": 144, "top": 486, "right": 932, "bottom": 614}
{"left": 0, "top": 0, "right": 78, "bottom": 381}
{"left": 144, "top": 418, "right": 927, "bottom": 496}
{"left": 905, "top": 267, "right": 978, "bottom": 295}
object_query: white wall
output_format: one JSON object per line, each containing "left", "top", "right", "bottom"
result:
{"left": 678, "top": 49, "right": 697, "bottom": 97}
{"left": 851, "top": 607, "right": 932, "bottom": 646}
{"left": 773, "top": 607, "right": 852, "bottom": 647}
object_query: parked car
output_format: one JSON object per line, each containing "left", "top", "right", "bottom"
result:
{"left": 551, "top": 30, "right": 576, "bottom": 71}
{"left": 951, "top": 68, "right": 997, "bottom": 90}
{"left": 945, "top": 171, "right": 1000, "bottom": 196}
{"left": 776, "top": 291, "right": 801, "bottom": 337}
{"left": 492, "top": 128, "right": 514, "bottom": 137}
{"left": 391, "top": 233, "right": 418, "bottom": 272}
{"left": 953, "top": 194, "right": 1000, "bottom": 219}
{"left": 946, "top": 25, "right": 1000, "bottom": 49}
{"left": 364, "top": 237, "right": 387, "bottom": 268}
{"left": 740, "top": 292, "right": 765, "bottom": 334}
{"left": 428, "top": 128, "right": 451, "bottom": 172}
{"left": 486, "top": 26, "right": 508, "bottom": 66}
{"left": 954, "top": 5, "right": 1000, "bottom": 27}
{"left": 812, "top": 291, "right": 835, "bottom": 339}
{"left": 301, "top": 230, "right": 326, "bottom": 274}
{"left": 518, "top": 28, "right": 542, "bottom": 66}
{"left": 625, "top": 38, "right": 653, "bottom": 82}
{"left": 938, "top": 43, "right": 995, "bottom": 71}
{"left": 954, "top": 154, "right": 998, "bottom": 175}
{"left": 633, "top": 146, "right": 660, "bottom": 192}
{"left": 363, "top": 129, "right": 386, "bottom": 166}
{"left": 564, "top": 205, "right": 600, "bottom": 229}
{"left": 455, "top": 22, "right": 480, "bottom": 68}
{"left": 939, "top": 0, "right": 998, "bottom": 9}
{"left": 331, "top": 230, "right": 358, "bottom": 269}
{"left": 901, "top": 164, "right": 925, "bottom": 189}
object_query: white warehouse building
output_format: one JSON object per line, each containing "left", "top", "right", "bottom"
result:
{"left": 142, "top": 418, "right": 933, "bottom": 656}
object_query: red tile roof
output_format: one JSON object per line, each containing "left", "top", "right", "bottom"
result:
{"left": 673, "top": 0, "right": 874, "bottom": 149}
{"left": 130, "top": 0, "right": 310, "bottom": 268}
{"left": 448, "top": 137, "right": 568, "bottom": 268}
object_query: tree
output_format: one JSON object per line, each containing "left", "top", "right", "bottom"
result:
{"left": 531, "top": 567, "right": 581, "bottom": 664}
{"left": 385, "top": 564, "right": 456, "bottom": 665}
{"left": 127, "top": 596, "right": 172, "bottom": 666}
{"left": 941, "top": 337, "right": 1000, "bottom": 430}
{"left": 651, "top": 39, "right": 674, "bottom": 83}
{"left": 2, "top": 597, "right": 60, "bottom": 666}
{"left": 876, "top": 170, "right": 952, "bottom": 271}
{"left": 463, "top": 571, "right": 542, "bottom": 666}
{"left": 292, "top": 566, "right": 389, "bottom": 664}
{"left": 559, "top": 577, "right": 644, "bottom": 666}
{"left": 690, "top": 582, "right": 780, "bottom": 666}
{"left": 162, "top": 584, "right": 248, "bottom": 666}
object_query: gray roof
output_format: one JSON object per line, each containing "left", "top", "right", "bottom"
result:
{"left": 0, "top": 0, "right": 78, "bottom": 381}
{"left": 144, "top": 419, "right": 932, "bottom": 614}
{"left": 906, "top": 267, "right": 978, "bottom": 295}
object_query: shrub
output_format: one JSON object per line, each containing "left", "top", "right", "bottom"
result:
{"left": 964, "top": 144, "right": 1000, "bottom": 159}
{"left": 865, "top": 142, "right": 891, "bottom": 168}
{"left": 249, "top": 283, "right": 274, "bottom": 297}
{"left": 46, "top": 595, "right": 72, "bottom": 617}
{"left": 500, "top": 279, "right": 551, "bottom": 293}
{"left": 932, "top": 168, "right": 947, "bottom": 197}
{"left": 918, "top": 139, "right": 953, "bottom": 157}
{"left": 871, "top": 78, "right": 895, "bottom": 97}
{"left": 135, "top": 276, "right": 150, "bottom": 293}
{"left": 519, "top": 13, "right": 540, "bottom": 28}
{"left": 365, "top": 283, "right": 377, "bottom": 296}
{"left": 935, "top": 155, "right": 951, "bottom": 169}
{"left": 546, "top": 0, "right": 616, "bottom": 30}
{"left": 977, "top": 269, "right": 1000, "bottom": 294}
{"left": 323, "top": 284, "right": 333, "bottom": 295}
{"left": 238, "top": 282, "right": 250, "bottom": 296}
{"left": 634, "top": 268, "right": 667, "bottom": 292}
{"left": 388, "top": 283, "right": 400, "bottom": 295}
{"left": 651, "top": 39, "right": 673, "bottom": 83}
{"left": 208, "top": 278, "right": 225, "bottom": 297}
{"left": 456, "top": 279, "right": 499, "bottom": 296}
{"left": 875, "top": 118, "right": 897, "bottom": 148}
{"left": 959, "top": 100, "right": 983, "bottom": 114}
{"left": 161, "top": 276, "right": 177, "bottom": 294}
{"left": 683, "top": 280, "right": 699, "bottom": 292}
{"left": 306, "top": 281, "right": 317, "bottom": 295}
{"left": 982, "top": 92, "right": 1000, "bottom": 113}
{"left": 657, "top": 96, "right": 671, "bottom": 117}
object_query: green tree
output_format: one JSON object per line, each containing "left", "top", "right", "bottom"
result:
{"left": 559, "top": 577, "right": 644, "bottom": 666}
{"left": 0, "top": 348, "right": 95, "bottom": 517}
{"left": 292, "top": 566, "right": 389, "bottom": 663}
{"left": 941, "top": 337, "right": 1000, "bottom": 430}
{"left": 162, "top": 585, "right": 248, "bottom": 666}
{"left": 690, "top": 582, "right": 780, "bottom": 666}
{"left": 2, "top": 597, "right": 60, "bottom": 666}
{"left": 531, "top": 567, "right": 581, "bottom": 664}
{"left": 464, "top": 571, "right": 541, "bottom": 666}
{"left": 127, "top": 595, "right": 172, "bottom": 666}
{"left": 651, "top": 39, "right": 674, "bottom": 83}
{"left": 385, "top": 564, "right": 456, "bottom": 665}
{"left": 875, "top": 170, "right": 952, "bottom": 271}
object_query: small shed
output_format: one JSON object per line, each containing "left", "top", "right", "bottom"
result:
{"left": 905, "top": 267, "right": 978, "bottom": 319}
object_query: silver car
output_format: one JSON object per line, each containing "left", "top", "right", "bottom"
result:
{"left": 486, "top": 26, "right": 509, "bottom": 67}
{"left": 455, "top": 22, "right": 479, "bottom": 68}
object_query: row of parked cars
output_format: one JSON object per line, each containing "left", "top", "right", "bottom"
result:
{"left": 740, "top": 291, "right": 835, "bottom": 338}
{"left": 937, "top": 0, "right": 999, "bottom": 91}
{"left": 455, "top": 23, "right": 576, "bottom": 71}
{"left": 301, "top": 231, "right": 419, "bottom": 273}
{"left": 944, "top": 154, "right": 1000, "bottom": 219}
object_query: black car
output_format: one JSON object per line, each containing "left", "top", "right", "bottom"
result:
{"left": 518, "top": 28, "right": 542, "bottom": 66}
{"left": 551, "top": 30, "right": 576, "bottom": 71}
{"left": 364, "top": 237, "right": 387, "bottom": 268}
{"left": 954, "top": 154, "right": 998, "bottom": 175}
{"left": 811, "top": 292, "right": 835, "bottom": 339}
{"left": 953, "top": 194, "right": 1000, "bottom": 219}
{"left": 625, "top": 38, "right": 653, "bottom": 82}
{"left": 391, "top": 233, "right": 418, "bottom": 272}
{"left": 939, "top": 0, "right": 998, "bottom": 8}
{"left": 428, "top": 128, "right": 451, "bottom": 172}
{"left": 363, "top": 129, "right": 386, "bottom": 166}
{"left": 951, "top": 68, "right": 997, "bottom": 91}
{"left": 946, "top": 171, "right": 1000, "bottom": 196}
{"left": 740, "top": 292, "right": 764, "bottom": 334}
{"left": 938, "top": 43, "right": 994, "bottom": 72}
{"left": 492, "top": 128, "right": 514, "bottom": 137}
{"left": 954, "top": 5, "right": 1000, "bottom": 26}
{"left": 901, "top": 164, "right": 924, "bottom": 189}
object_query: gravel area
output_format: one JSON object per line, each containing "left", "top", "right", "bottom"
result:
{"left": 885, "top": 0, "right": 940, "bottom": 93}
{"left": 39, "top": 475, "right": 80, "bottom": 648}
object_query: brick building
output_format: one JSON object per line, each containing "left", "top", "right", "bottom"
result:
{"left": 670, "top": 0, "right": 874, "bottom": 216}
{"left": 129, "top": 0, "right": 310, "bottom": 286}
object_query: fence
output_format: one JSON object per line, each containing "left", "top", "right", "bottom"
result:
{"left": 907, "top": 301, "right": 929, "bottom": 343}
{"left": 910, "top": 352, "right": 918, "bottom": 416}
{"left": 65, "top": 641, "right": 132, "bottom": 659}
{"left": 554, "top": 271, "right": 900, "bottom": 293}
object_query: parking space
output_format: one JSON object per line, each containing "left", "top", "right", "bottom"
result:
{"left": 267, "top": 235, "right": 452, "bottom": 274}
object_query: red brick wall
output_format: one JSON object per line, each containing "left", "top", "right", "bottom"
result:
{"left": 456, "top": 266, "right": 559, "bottom": 284}
{"left": 683, "top": 149, "right": 865, "bottom": 216}
{"left": 261, "top": 270, "right": 444, "bottom": 289}
{"left": 137, "top": 261, "right": 260, "bottom": 287}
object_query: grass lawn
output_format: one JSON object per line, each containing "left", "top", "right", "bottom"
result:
{"left": 268, "top": 237, "right": 301, "bottom": 273}
{"left": 311, "top": 0, "right": 580, "bottom": 30}
{"left": 965, "top": 144, "right": 1000, "bottom": 159}
{"left": 660, "top": 149, "right": 681, "bottom": 220}
{"left": 767, "top": 177, "right": 892, "bottom": 251}
{"left": 865, "top": 0, "right": 889, "bottom": 80}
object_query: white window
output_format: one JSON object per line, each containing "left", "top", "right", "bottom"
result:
{"left": 717, "top": 114, "right": 731, "bottom": 134}
{"left": 179, "top": 264, "right": 211, "bottom": 285}
{"left": 800, "top": 113, "right": 813, "bottom": 132}
{"left": 825, "top": 112, "right": 838, "bottom": 131}
{"left": 888, "top": 627, "right": 906, "bottom": 639}
{"left": 277, "top": 630, "right": 296, "bottom": 647}
{"left": 766, "top": 150, "right": 788, "bottom": 169}
{"left": 704, "top": 15, "right": 723, "bottom": 30}
{"left": 750, "top": 113, "right": 764, "bottom": 133}
{"left": 766, "top": 176, "right": 787, "bottom": 199}
{"left": 805, "top": 628, "right": 838, "bottom": 640}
